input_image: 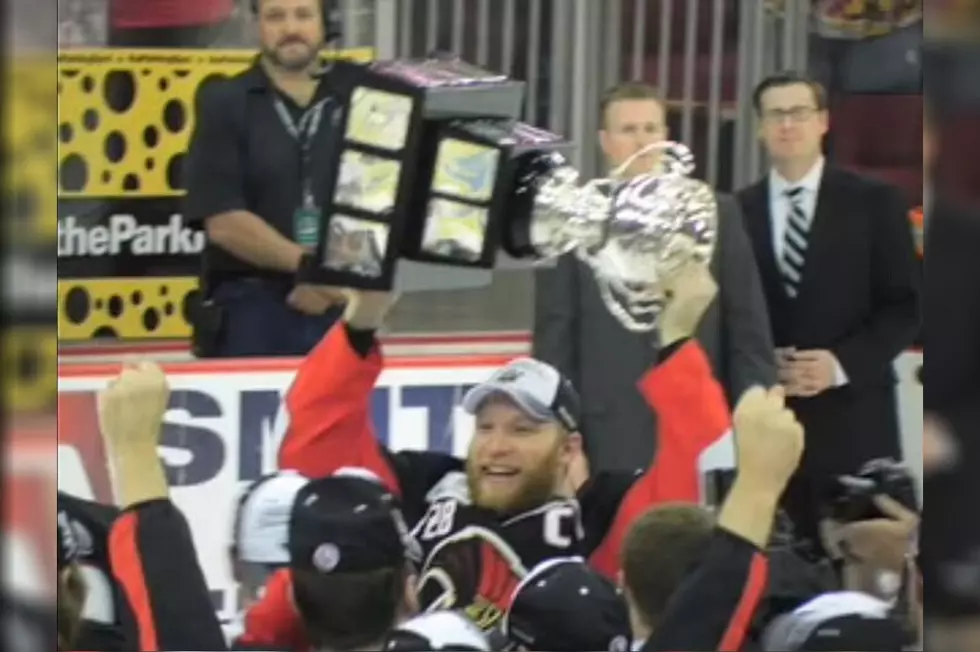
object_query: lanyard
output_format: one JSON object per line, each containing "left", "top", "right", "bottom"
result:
{"left": 273, "top": 96, "right": 329, "bottom": 201}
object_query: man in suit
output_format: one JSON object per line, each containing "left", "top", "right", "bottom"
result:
{"left": 736, "top": 71, "right": 920, "bottom": 546}
{"left": 920, "top": 100, "right": 980, "bottom": 639}
{"left": 533, "top": 81, "right": 776, "bottom": 474}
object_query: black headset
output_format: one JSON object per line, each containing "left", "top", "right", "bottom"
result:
{"left": 250, "top": 0, "right": 343, "bottom": 44}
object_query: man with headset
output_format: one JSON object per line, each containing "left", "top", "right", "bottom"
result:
{"left": 184, "top": 0, "right": 347, "bottom": 357}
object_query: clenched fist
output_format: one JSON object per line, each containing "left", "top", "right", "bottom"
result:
{"left": 732, "top": 386, "right": 804, "bottom": 492}
{"left": 97, "top": 360, "right": 170, "bottom": 451}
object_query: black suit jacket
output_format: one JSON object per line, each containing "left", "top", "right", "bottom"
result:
{"left": 921, "top": 195, "right": 980, "bottom": 617}
{"left": 737, "top": 166, "right": 920, "bottom": 475}
{"left": 533, "top": 193, "right": 776, "bottom": 472}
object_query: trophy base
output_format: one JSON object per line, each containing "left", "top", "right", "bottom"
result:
{"left": 393, "top": 254, "right": 553, "bottom": 293}
{"left": 495, "top": 251, "right": 555, "bottom": 270}
{"left": 393, "top": 260, "right": 493, "bottom": 292}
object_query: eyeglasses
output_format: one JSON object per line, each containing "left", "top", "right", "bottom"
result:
{"left": 761, "top": 106, "right": 820, "bottom": 124}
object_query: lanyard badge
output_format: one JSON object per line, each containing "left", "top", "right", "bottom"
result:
{"left": 294, "top": 193, "right": 320, "bottom": 249}
{"left": 275, "top": 97, "right": 329, "bottom": 249}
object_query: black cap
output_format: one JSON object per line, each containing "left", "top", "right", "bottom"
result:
{"left": 288, "top": 475, "right": 416, "bottom": 574}
{"left": 503, "top": 557, "right": 631, "bottom": 652}
{"left": 57, "top": 508, "right": 79, "bottom": 571}
{"left": 798, "top": 614, "right": 909, "bottom": 650}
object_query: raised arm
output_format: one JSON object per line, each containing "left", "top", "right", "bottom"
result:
{"left": 101, "top": 362, "right": 228, "bottom": 652}
{"left": 277, "top": 292, "right": 402, "bottom": 491}
{"left": 645, "top": 386, "right": 805, "bottom": 652}
{"left": 587, "top": 266, "right": 731, "bottom": 578}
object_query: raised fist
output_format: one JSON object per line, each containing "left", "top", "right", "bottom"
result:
{"left": 97, "top": 360, "right": 170, "bottom": 451}
{"left": 732, "top": 386, "right": 804, "bottom": 491}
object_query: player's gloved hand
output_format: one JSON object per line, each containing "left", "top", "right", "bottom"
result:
{"left": 659, "top": 264, "right": 718, "bottom": 345}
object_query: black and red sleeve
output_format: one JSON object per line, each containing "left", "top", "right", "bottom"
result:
{"left": 277, "top": 323, "right": 461, "bottom": 519}
{"left": 586, "top": 340, "right": 732, "bottom": 579}
{"left": 643, "top": 528, "right": 769, "bottom": 652}
{"left": 109, "top": 499, "right": 227, "bottom": 651}
{"left": 277, "top": 323, "right": 402, "bottom": 491}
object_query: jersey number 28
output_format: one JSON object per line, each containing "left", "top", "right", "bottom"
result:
{"left": 419, "top": 501, "right": 578, "bottom": 549}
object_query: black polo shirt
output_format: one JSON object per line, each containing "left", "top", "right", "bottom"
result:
{"left": 183, "top": 58, "right": 340, "bottom": 288}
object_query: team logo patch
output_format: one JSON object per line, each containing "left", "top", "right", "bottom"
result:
{"left": 495, "top": 369, "right": 523, "bottom": 384}
{"left": 312, "top": 543, "right": 340, "bottom": 573}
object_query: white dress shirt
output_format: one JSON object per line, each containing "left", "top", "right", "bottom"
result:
{"left": 767, "top": 156, "right": 848, "bottom": 387}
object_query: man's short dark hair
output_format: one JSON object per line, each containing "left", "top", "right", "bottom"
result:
{"left": 292, "top": 564, "right": 409, "bottom": 650}
{"left": 599, "top": 81, "right": 664, "bottom": 128}
{"left": 621, "top": 504, "right": 714, "bottom": 630}
{"left": 751, "top": 71, "right": 828, "bottom": 114}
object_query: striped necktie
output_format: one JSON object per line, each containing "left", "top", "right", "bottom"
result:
{"left": 781, "top": 186, "right": 809, "bottom": 298}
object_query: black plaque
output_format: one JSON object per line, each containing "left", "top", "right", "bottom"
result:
{"left": 308, "top": 56, "right": 529, "bottom": 289}
{"left": 399, "top": 119, "right": 569, "bottom": 268}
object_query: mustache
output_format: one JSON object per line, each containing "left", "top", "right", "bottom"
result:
{"left": 277, "top": 36, "right": 311, "bottom": 47}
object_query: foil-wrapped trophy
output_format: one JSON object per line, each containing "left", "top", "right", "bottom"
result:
{"left": 305, "top": 54, "right": 717, "bottom": 331}
{"left": 505, "top": 141, "right": 717, "bottom": 331}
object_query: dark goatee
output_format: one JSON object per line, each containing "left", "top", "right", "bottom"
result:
{"left": 262, "top": 48, "right": 318, "bottom": 74}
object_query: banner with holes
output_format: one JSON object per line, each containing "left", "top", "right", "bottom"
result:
{"left": 56, "top": 47, "right": 374, "bottom": 341}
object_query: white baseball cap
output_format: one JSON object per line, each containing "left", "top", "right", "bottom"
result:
{"left": 461, "top": 357, "right": 581, "bottom": 432}
{"left": 233, "top": 471, "right": 309, "bottom": 565}
{"left": 761, "top": 591, "right": 907, "bottom": 651}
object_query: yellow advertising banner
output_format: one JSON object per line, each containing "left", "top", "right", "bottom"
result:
{"left": 7, "top": 56, "right": 58, "bottom": 413}
{"left": 9, "top": 57, "right": 57, "bottom": 248}
{"left": 56, "top": 48, "right": 374, "bottom": 341}
{"left": 4, "top": 326, "right": 58, "bottom": 414}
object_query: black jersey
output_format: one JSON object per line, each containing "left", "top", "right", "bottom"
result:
{"left": 411, "top": 472, "right": 584, "bottom": 631}
{"left": 57, "top": 492, "right": 137, "bottom": 651}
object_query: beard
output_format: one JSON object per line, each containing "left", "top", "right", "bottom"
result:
{"left": 262, "top": 40, "right": 319, "bottom": 73}
{"left": 466, "top": 444, "right": 563, "bottom": 515}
